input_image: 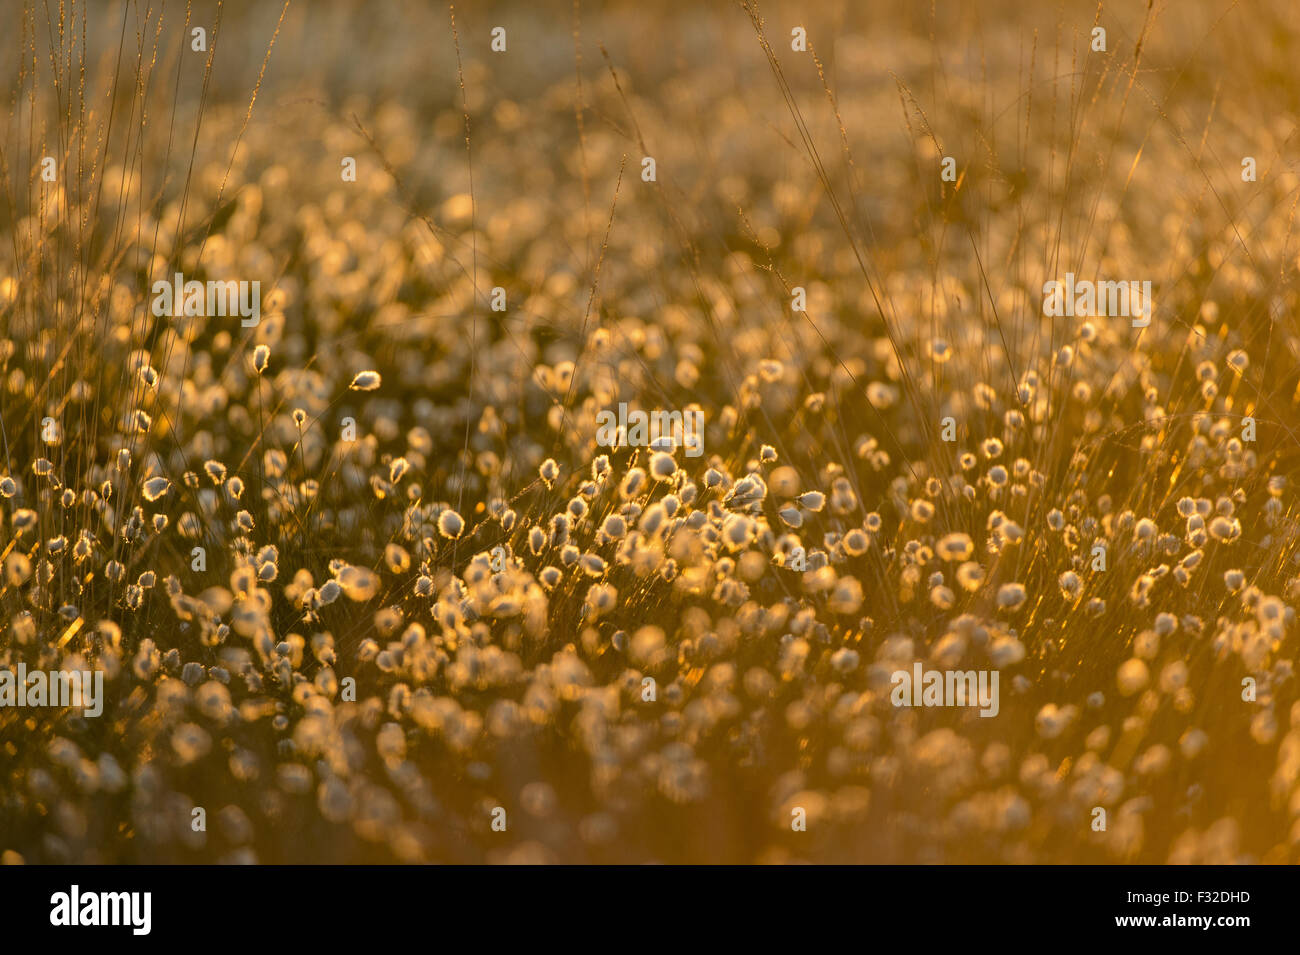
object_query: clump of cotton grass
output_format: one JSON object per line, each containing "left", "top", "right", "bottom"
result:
{"left": 0, "top": 2, "right": 1289, "bottom": 868}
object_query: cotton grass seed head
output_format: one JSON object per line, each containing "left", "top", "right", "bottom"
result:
{"left": 350, "top": 370, "right": 382, "bottom": 391}
{"left": 997, "top": 582, "right": 1027, "bottom": 610}
{"left": 142, "top": 476, "right": 170, "bottom": 502}
{"left": 438, "top": 509, "right": 464, "bottom": 539}
{"left": 649, "top": 452, "right": 677, "bottom": 481}
{"left": 936, "top": 533, "right": 974, "bottom": 561}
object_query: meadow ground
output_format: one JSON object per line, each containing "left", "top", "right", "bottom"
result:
{"left": 1, "top": 0, "right": 1300, "bottom": 864}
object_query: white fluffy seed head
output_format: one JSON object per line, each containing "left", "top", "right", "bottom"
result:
{"left": 350, "top": 370, "right": 382, "bottom": 391}
{"left": 438, "top": 510, "right": 464, "bottom": 539}
{"left": 142, "top": 476, "right": 171, "bottom": 502}
{"left": 936, "top": 533, "right": 974, "bottom": 561}
{"left": 798, "top": 491, "right": 825, "bottom": 511}
{"left": 649, "top": 452, "right": 677, "bottom": 481}
{"left": 996, "top": 582, "right": 1027, "bottom": 610}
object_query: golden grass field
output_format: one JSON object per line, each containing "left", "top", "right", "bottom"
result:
{"left": 2, "top": 0, "right": 1300, "bottom": 863}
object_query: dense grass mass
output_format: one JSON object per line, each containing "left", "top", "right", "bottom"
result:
{"left": 2, "top": 0, "right": 1300, "bottom": 863}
